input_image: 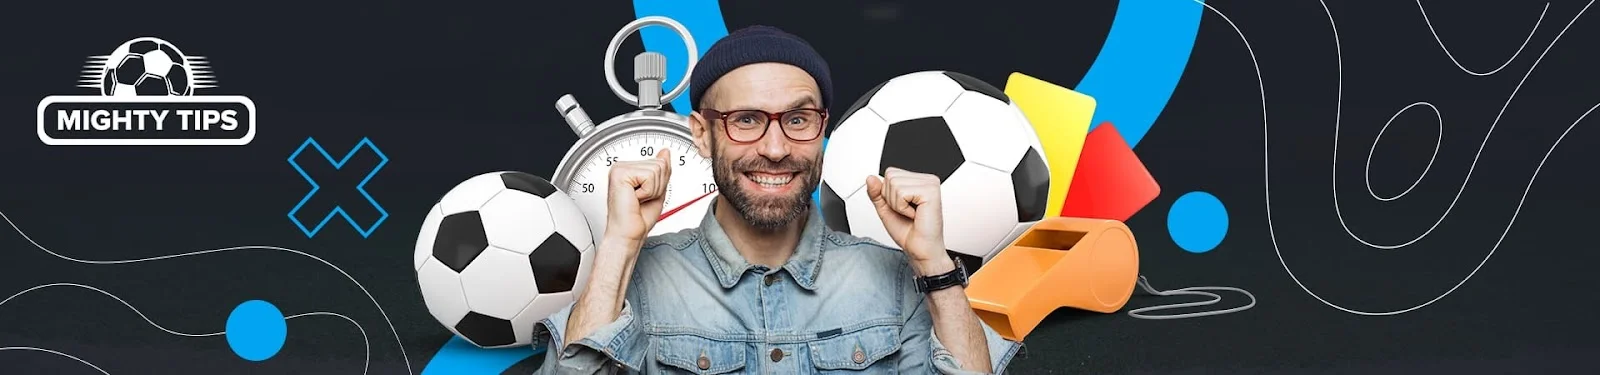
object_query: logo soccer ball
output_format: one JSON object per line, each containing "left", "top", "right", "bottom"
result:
{"left": 819, "top": 71, "right": 1051, "bottom": 274}
{"left": 413, "top": 171, "right": 595, "bottom": 348}
{"left": 101, "top": 37, "right": 193, "bottom": 96}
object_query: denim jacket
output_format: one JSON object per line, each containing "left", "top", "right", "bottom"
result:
{"left": 531, "top": 202, "right": 1023, "bottom": 374}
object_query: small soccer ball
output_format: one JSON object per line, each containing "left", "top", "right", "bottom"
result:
{"left": 101, "top": 37, "right": 192, "bottom": 96}
{"left": 819, "top": 71, "right": 1051, "bottom": 275}
{"left": 413, "top": 171, "right": 595, "bottom": 348}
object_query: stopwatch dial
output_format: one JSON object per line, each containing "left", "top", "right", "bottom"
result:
{"left": 564, "top": 132, "right": 717, "bottom": 244}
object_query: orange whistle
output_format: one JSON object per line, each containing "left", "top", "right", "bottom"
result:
{"left": 966, "top": 217, "right": 1140, "bottom": 342}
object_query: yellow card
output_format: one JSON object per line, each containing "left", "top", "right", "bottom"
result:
{"left": 1004, "top": 72, "right": 1096, "bottom": 218}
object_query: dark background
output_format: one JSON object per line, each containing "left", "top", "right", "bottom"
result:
{"left": 3, "top": 0, "right": 1599, "bottom": 373}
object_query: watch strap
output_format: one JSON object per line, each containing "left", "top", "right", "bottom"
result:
{"left": 916, "top": 254, "right": 968, "bottom": 294}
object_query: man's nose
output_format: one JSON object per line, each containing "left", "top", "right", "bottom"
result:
{"left": 756, "top": 120, "right": 791, "bottom": 161}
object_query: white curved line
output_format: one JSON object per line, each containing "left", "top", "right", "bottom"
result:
{"left": 287, "top": 312, "right": 371, "bottom": 375}
{"left": 0, "top": 346, "right": 111, "bottom": 374}
{"left": 1363, "top": 102, "right": 1442, "bottom": 202}
{"left": 1252, "top": 0, "right": 1596, "bottom": 316}
{"left": 1332, "top": 1, "right": 1591, "bottom": 250}
{"left": 1416, "top": 0, "right": 1548, "bottom": 76}
{"left": 0, "top": 284, "right": 371, "bottom": 374}
{"left": 1, "top": 283, "right": 225, "bottom": 337}
{"left": 0, "top": 210, "right": 412, "bottom": 374}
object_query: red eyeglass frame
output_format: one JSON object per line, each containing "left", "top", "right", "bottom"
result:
{"left": 697, "top": 108, "right": 829, "bottom": 143}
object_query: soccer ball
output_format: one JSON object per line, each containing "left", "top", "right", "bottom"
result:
{"left": 819, "top": 71, "right": 1051, "bottom": 275}
{"left": 101, "top": 37, "right": 192, "bottom": 96}
{"left": 413, "top": 171, "right": 596, "bottom": 348}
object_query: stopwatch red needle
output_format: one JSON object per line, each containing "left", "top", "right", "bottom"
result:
{"left": 659, "top": 189, "right": 717, "bottom": 221}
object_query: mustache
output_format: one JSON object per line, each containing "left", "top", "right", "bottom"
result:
{"left": 729, "top": 155, "right": 817, "bottom": 173}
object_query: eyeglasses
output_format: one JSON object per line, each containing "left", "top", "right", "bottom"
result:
{"left": 699, "top": 108, "right": 828, "bottom": 143}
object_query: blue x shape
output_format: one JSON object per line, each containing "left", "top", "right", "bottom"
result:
{"left": 287, "top": 137, "right": 390, "bottom": 238}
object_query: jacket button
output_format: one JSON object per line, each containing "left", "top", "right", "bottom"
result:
{"left": 764, "top": 274, "right": 777, "bottom": 286}
{"left": 853, "top": 348, "right": 866, "bottom": 364}
{"left": 697, "top": 354, "right": 710, "bottom": 370}
{"left": 770, "top": 348, "right": 784, "bottom": 362}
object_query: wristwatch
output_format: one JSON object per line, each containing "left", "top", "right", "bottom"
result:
{"left": 915, "top": 254, "right": 968, "bottom": 294}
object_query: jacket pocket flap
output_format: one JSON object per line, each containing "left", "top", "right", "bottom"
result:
{"left": 654, "top": 335, "right": 746, "bottom": 374}
{"left": 807, "top": 325, "right": 902, "bottom": 370}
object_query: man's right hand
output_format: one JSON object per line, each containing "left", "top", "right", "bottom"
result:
{"left": 604, "top": 148, "right": 673, "bottom": 245}
{"left": 564, "top": 149, "right": 673, "bottom": 349}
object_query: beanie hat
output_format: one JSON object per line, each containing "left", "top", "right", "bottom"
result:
{"left": 689, "top": 25, "right": 834, "bottom": 111}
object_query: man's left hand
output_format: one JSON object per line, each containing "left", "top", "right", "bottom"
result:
{"left": 865, "top": 167, "right": 954, "bottom": 276}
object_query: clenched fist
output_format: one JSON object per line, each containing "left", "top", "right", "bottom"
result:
{"left": 605, "top": 149, "right": 673, "bottom": 244}
{"left": 865, "top": 167, "right": 952, "bottom": 276}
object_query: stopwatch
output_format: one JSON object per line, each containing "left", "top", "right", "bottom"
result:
{"left": 551, "top": 16, "right": 718, "bottom": 245}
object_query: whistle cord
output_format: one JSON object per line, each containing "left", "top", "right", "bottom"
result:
{"left": 1126, "top": 275, "right": 1257, "bottom": 320}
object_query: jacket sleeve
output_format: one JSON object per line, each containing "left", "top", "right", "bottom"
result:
{"left": 531, "top": 301, "right": 649, "bottom": 374}
{"left": 898, "top": 298, "right": 1025, "bottom": 375}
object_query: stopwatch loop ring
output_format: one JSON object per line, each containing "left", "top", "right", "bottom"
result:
{"left": 604, "top": 16, "right": 698, "bottom": 108}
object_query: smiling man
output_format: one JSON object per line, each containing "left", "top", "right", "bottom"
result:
{"left": 533, "top": 25, "right": 1021, "bottom": 374}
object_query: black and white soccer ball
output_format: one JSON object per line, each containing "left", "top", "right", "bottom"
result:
{"left": 413, "top": 171, "right": 595, "bottom": 348}
{"left": 819, "top": 71, "right": 1051, "bottom": 275}
{"left": 101, "top": 38, "right": 192, "bottom": 96}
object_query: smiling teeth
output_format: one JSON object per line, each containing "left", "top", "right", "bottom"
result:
{"left": 751, "top": 174, "right": 792, "bottom": 186}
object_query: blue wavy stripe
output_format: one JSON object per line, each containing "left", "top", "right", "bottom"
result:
{"left": 1075, "top": 0, "right": 1205, "bottom": 148}
{"left": 418, "top": 337, "right": 543, "bottom": 375}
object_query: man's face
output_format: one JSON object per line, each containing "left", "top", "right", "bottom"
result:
{"left": 690, "top": 63, "right": 825, "bottom": 232}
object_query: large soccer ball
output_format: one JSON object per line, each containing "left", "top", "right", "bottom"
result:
{"left": 819, "top": 71, "right": 1051, "bottom": 275}
{"left": 101, "top": 38, "right": 193, "bottom": 96}
{"left": 413, "top": 171, "right": 595, "bottom": 348}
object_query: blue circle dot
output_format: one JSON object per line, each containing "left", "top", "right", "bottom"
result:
{"left": 226, "top": 300, "right": 287, "bottom": 361}
{"left": 1167, "top": 191, "right": 1229, "bottom": 253}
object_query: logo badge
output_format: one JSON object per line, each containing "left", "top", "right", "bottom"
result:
{"left": 36, "top": 37, "right": 257, "bottom": 146}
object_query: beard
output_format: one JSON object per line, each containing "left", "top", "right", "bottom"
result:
{"left": 711, "top": 145, "right": 821, "bottom": 232}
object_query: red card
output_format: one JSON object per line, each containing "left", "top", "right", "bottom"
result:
{"left": 1058, "top": 122, "right": 1161, "bottom": 221}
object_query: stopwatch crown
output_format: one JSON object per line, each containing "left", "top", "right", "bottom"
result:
{"left": 635, "top": 52, "right": 667, "bottom": 110}
{"left": 635, "top": 52, "right": 667, "bottom": 82}
{"left": 556, "top": 94, "right": 596, "bottom": 137}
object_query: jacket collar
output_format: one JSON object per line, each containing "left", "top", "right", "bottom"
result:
{"left": 697, "top": 199, "right": 825, "bottom": 291}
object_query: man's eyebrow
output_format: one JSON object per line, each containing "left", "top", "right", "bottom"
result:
{"left": 730, "top": 96, "right": 821, "bottom": 112}
{"left": 785, "top": 96, "right": 820, "bottom": 110}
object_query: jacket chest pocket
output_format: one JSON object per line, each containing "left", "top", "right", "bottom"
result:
{"left": 653, "top": 335, "right": 747, "bottom": 374}
{"left": 807, "top": 325, "right": 901, "bottom": 373}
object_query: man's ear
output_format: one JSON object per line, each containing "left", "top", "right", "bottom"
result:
{"left": 689, "top": 110, "right": 714, "bottom": 159}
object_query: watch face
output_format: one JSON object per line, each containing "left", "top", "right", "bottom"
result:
{"left": 949, "top": 254, "right": 971, "bottom": 281}
{"left": 558, "top": 122, "right": 715, "bottom": 246}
